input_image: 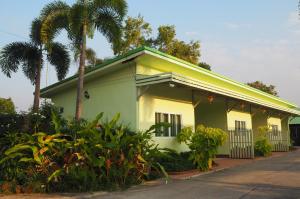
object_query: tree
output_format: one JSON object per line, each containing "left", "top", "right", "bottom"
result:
{"left": 0, "top": 98, "right": 15, "bottom": 114}
{"left": 198, "top": 62, "right": 211, "bottom": 71}
{"left": 0, "top": 18, "right": 70, "bottom": 112}
{"left": 117, "top": 15, "right": 152, "bottom": 54}
{"left": 115, "top": 17, "right": 201, "bottom": 65}
{"left": 247, "top": 81, "right": 278, "bottom": 96}
{"left": 40, "top": 0, "right": 127, "bottom": 120}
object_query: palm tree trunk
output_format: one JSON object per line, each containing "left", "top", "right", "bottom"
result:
{"left": 33, "top": 55, "right": 42, "bottom": 112}
{"left": 75, "top": 24, "right": 87, "bottom": 121}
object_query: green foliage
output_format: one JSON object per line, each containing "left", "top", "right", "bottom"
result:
{"left": 198, "top": 62, "right": 211, "bottom": 71}
{"left": 117, "top": 15, "right": 152, "bottom": 54}
{"left": 0, "top": 113, "right": 166, "bottom": 193}
{"left": 254, "top": 126, "right": 272, "bottom": 157}
{"left": 0, "top": 101, "right": 64, "bottom": 135}
{"left": 247, "top": 81, "right": 278, "bottom": 96}
{"left": 0, "top": 98, "right": 15, "bottom": 114}
{"left": 255, "top": 139, "right": 272, "bottom": 157}
{"left": 115, "top": 16, "right": 202, "bottom": 65}
{"left": 156, "top": 25, "right": 200, "bottom": 64}
{"left": 177, "top": 125, "right": 227, "bottom": 171}
{"left": 154, "top": 149, "right": 196, "bottom": 172}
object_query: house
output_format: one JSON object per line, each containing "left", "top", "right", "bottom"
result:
{"left": 40, "top": 46, "right": 300, "bottom": 158}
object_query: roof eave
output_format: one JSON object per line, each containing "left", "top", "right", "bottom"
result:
{"left": 136, "top": 73, "right": 300, "bottom": 116}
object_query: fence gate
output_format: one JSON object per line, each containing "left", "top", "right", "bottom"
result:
{"left": 267, "top": 131, "right": 289, "bottom": 152}
{"left": 229, "top": 130, "right": 254, "bottom": 159}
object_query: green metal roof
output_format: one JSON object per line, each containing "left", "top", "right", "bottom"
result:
{"left": 40, "top": 46, "right": 300, "bottom": 114}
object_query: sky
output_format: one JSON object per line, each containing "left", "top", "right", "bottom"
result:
{"left": 0, "top": 0, "right": 300, "bottom": 111}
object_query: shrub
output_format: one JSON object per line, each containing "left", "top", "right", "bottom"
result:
{"left": 254, "top": 126, "right": 272, "bottom": 157}
{"left": 154, "top": 149, "right": 195, "bottom": 172}
{"left": 254, "top": 138, "right": 272, "bottom": 157}
{"left": 177, "top": 125, "right": 227, "bottom": 171}
{"left": 0, "top": 112, "right": 166, "bottom": 193}
{"left": 0, "top": 101, "right": 64, "bottom": 135}
{"left": 0, "top": 113, "right": 27, "bottom": 135}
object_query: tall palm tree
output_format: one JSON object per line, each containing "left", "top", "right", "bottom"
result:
{"left": 0, "top": 18, "right": 70, "bottom": 112}
{"left": 40, "top": 0, "right": 127, "bottom": 121}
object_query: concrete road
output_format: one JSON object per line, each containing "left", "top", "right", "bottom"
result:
{"left": 97, "top": 149, "right": 300, "bottom": 199}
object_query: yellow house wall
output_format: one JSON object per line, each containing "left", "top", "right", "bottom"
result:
{"left": 252, "top": 112, "right": 268, "bottom": 141}
{"left": 268, "top": 117, "right": 282, "bottom": 130}
{"left": 194, "top": 97, "right": 229, "bottom": 155}
{"left": 227, "top": 110, "right": 252, "bottom": 130}
{"left": 51, "top": 63, "right": 137, "bottom": 127}
{"left": 138, "top": 85, "right": 194, "bottom": 152}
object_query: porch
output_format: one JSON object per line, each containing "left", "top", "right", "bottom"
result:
{"left": 136, "top": 72, "right": 294, "bottom": 158}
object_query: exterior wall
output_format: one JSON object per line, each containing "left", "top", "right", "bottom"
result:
{"left": 138, "top": 84, "right": 194, "bottom": 152}
{"left": 268, "top": 117, "right": 282, "bottom": 130}
{"left": 252, "top": 111, "right": 268, "bottom": 141}
{"left": 194, "top": 97, "right": 229, "bottom": 155}
{"left": 51, "top": 62, "right": 137, "bottom": 129}
{"left": 227, "top": 110, "right": 252, "bottom": 130}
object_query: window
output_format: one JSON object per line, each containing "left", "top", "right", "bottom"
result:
{"left": 155, "top": 112, "right": 182, "bottom": 137}
{"left": 235, "top": 120, "right": 246, "bottom": 132}
{"left": 271, "top": 125, "right": 279, "bottom": 136}
{"left": 170, "top": 114, "right": 181, "bottom": 137}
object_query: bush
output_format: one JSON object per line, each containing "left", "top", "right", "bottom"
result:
{"left": 0, "top": 101, "right": 64, "bottom": 135}
{"left": 177, "top": 125, "right": 227, "bottom": 171}
{"left": 154, "top": 149, "right": 196, "bottom": 172}
{"left": 254, "top": 138, "right": 272, "bottom": 157}
{"left": 0, "top": 112, "right": 166, "bottom": 193}
{"left": 0, "top": 113, "right": 27, "bottom": 135}
{"left": 254, "top": 126, "right": 272, "bottom": 157}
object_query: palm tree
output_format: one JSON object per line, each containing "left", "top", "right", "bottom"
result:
{"left": 74, "top": 47, "right": 103, "bottom": 68}
{"left": 40, "top": 0, "right": 127, "bottom": 121}
{"left": 0, "top": 18, "right": 70, "bottom": 112}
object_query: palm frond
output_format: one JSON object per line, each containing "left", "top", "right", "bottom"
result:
{"left": 69, "top": 2, "right": 86, "bottom": 43}
{"left": 30, "top": 18, "right": 42, "bottom": 46}
{"left": 85, "top": 48, "right": 97, "bottom": 66}
{"left": 94, "top": 11, "right": 123, "bottom": 48}
{"left": 40, "top": 1, "right": 70, "bottom": 45}
{"left": 47, "top": 42, "right": 70, "bottom": 81}
{"left": 93, "top": 0, "right": 127, "bottom": 19}
{"left": 0, "top": 42, "right": 40, "bottom": 83}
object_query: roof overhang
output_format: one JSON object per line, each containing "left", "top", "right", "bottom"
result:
{"left": 136, "top": 72, "right": 300, "bottom": 116}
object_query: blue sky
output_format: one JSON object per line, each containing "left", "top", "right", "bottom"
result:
{"left": 0, "top": 0, "right": 300, "bottom": 111}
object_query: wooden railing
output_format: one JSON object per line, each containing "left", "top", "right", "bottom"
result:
{"left": 228, "top": 129, "right": 254, "bottom": 159}
{"left": 267, "top": 131, "right": 289, "bottom": 152}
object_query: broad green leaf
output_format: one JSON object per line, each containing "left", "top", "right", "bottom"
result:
{"left": 48, "top": 169, "right": 63, "bottom": 182}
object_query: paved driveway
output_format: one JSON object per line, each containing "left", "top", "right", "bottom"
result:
{"left": 98, "top": 149, "right": 300, "bottom": 199}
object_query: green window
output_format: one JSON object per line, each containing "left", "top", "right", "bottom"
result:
{"left": 155, "top": 112, "right": 182, "bottom": 137}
